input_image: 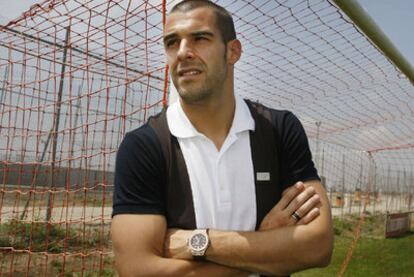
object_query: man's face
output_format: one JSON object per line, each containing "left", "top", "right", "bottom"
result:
{"left": 163, "top": 7, "right": 228, "bottom": 103}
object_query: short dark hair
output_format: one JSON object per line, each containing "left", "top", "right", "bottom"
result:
{"left": 170, "top": 0, "right": 236, "bottom": 44}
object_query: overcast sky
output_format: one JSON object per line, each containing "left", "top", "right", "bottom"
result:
{"left": 0, "top": 0, "right": 413, "bottom": 66}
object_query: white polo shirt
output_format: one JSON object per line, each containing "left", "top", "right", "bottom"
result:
{"left": 166, "top": 95, "right": 257, "bottom": 231}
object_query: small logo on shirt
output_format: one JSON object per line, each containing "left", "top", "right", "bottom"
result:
{"left": 256, "top": 172, "right": 270, "bottom": 181}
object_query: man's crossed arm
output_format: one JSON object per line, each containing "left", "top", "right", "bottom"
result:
{"left": 111, "top": 180, "right": 333, "bottom": 276}
{"left": 111, "top": 214, "right": 246, "bottom": 276}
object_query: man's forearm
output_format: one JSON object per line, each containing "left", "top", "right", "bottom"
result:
{"left": 117, "top": 255, "right": 249, "bottom": 277}
{"left": 206, "top": 222, "right": 332, "bottom": 276}
{"left": 163, "top": 221, "right": 332, "bottom": 276}
{"left": 157, "top": 258, "right": 249, "bottom": 277}
{"left": 112, "top": 214, "right": 250, "bottom": 277}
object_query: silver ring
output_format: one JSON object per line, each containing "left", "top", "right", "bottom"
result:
{"left": 291, "top": 211, "right": 301, "bottom": 221}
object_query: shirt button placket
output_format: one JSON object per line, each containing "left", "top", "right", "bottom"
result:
{"left": 217, "top": 159, "right": 231, "bottom": 205}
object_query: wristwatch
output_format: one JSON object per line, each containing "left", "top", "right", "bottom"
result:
{"left": 188, "top": 229, "right": 209, "bottom": 260}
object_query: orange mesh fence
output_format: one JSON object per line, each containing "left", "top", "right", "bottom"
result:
{"left": 0, "top": 0, "right": 168, "bottom": 275}
{"left": 0, "top": 0, "right": 413, "bottom": 276}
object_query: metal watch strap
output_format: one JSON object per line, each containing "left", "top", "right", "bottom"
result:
{"left": 190, "top": 229, "right": 209, "bottom": 260}
{"left": 193, "top": 255, "right": 206, "bottom": 261}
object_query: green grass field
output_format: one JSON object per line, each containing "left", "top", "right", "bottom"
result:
{"left": 294, "top": 214, "right": 414, "bottom": 277}
{"left": 0, "top": 220, "right": 114, "bottom": 276}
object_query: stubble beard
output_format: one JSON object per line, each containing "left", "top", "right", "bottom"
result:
{"left": 175, "top": 63, "right": 227, "bottom": 105}
{"left": 177, "top": 81, "right": 218, "bottom": 104}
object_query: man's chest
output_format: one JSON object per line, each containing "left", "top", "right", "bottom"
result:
{"left": 178, "top": 131, "right": 257, "bottom": 230}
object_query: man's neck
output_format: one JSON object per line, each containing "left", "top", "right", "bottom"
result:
{"left": 180, "top": 92, "right": 236, "bottom": 151}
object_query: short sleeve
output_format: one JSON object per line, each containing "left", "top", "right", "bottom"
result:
{"left": 278, "top": 111, "right": 320, "bottom": 188}
{"left": 112, "top": 125, "right": 166, "bottom": 217}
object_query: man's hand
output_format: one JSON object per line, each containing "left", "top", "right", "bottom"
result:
{"left": 259, "top": 181, "right": 321, "bottom": 231}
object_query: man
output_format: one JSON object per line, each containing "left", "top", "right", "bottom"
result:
{"left": 111, "top": 0, "right": 333, "bottom": 276}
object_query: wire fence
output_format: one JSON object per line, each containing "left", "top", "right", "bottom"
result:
{"left": 0, "top": 0, "right": 413, "bottom": 275}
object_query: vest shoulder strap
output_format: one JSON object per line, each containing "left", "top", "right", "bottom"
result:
{"left": 148, "top": 110, "right": 196, "bottom": 229}
{"left": 245, "top": 99, "right": 282, "bottom": 230}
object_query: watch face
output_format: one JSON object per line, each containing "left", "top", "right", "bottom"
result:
{"left": 190, "top": 233, "right": 207, "bottom": 250}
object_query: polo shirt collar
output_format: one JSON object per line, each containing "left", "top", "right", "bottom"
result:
{"left": 166, "top": 94, "right": 255, "bottom": 139}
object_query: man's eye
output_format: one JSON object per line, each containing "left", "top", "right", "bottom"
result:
{"left": 195, "top": 36, "right": 207, "bottom": 41}
{"left": 166, "top": 40, "right": 178, "bottom": 47}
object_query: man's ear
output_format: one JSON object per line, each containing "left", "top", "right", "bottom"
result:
{"left": 226, "top": 39, "right": 242, "bottom": 65}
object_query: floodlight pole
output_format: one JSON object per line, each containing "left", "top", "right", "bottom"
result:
{"left": 363, "top": 151, "right": 376, "bottom": 213}
{"left": 315, "top": 121, "right": 322, "bottom": 168}
{"left": 333, "top": 0, "right": 414, "bottom": 85}
{"left": 45, "top": 26, "right": 71, "bottom": 224}
{"left": 341, "top": 153, "right": 345, "bottom": 217}
{"left": 0, "top": 64, "right": 9, "bottom": 109}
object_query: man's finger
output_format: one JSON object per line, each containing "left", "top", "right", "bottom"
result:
{"left": 285, "top": 186, "right": 317, "bottom": 216}
{"left": 297, "top": 207, "right": 320, "bottom": 225}
{"left": 291, "top": 194, "right": 320, "bottom": 224}
{"left": 282, "top": 181, "right": 305, "bottom": 197}
{"left": 278, "top": 181, "right": 305, "bottom": 209}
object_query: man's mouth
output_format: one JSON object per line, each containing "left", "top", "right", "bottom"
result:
{"left": 178, "top": 69, "right": 202, "bottom": 77}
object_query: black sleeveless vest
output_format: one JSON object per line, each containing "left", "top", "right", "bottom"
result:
{"left": 148, "top": 99, "right": 283, "bottom": 230}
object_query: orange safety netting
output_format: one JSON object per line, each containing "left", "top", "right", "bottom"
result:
{"left": 0, "top": 0, "right": 413, "bottom": 275}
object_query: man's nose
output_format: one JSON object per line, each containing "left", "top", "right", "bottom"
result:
{"left": 177, "top": 40, "right": 195, "bottom": 61}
